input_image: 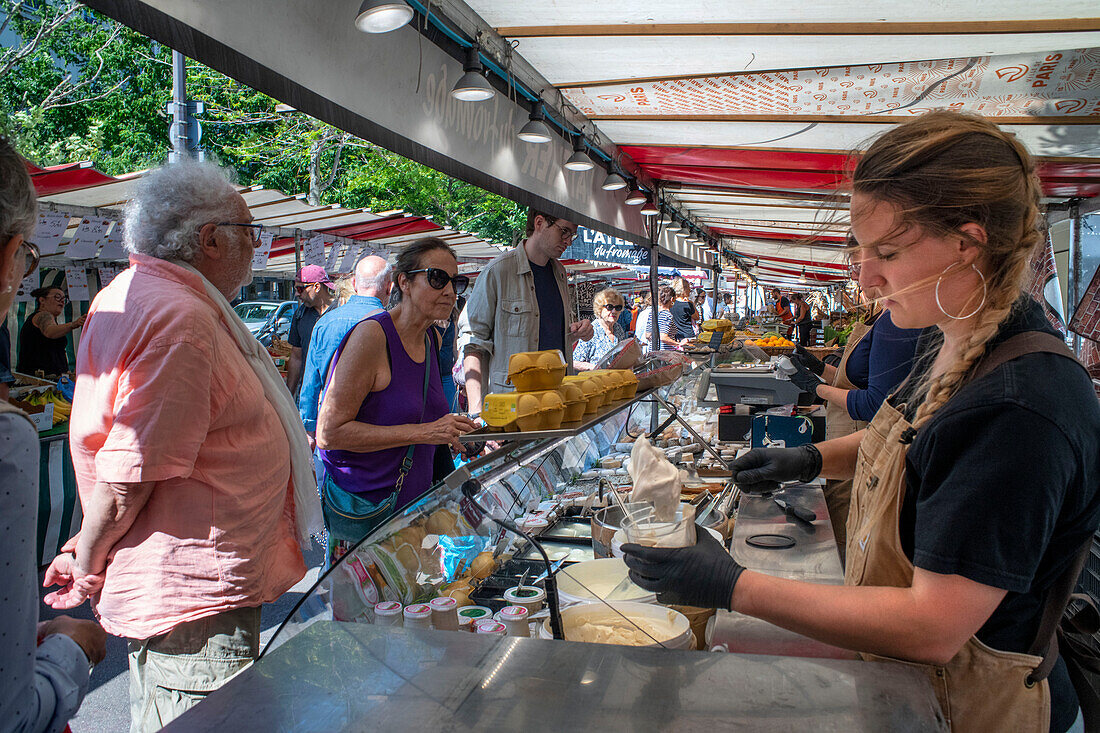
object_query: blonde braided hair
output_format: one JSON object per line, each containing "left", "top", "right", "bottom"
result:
{"left": 851, "top": 111, "right": 1044, "bottom": 428}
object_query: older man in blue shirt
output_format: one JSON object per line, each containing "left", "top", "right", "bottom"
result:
{"left": 298, "top": 254, "right": 391, "bottom": 446}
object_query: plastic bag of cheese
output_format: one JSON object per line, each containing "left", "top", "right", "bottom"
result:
{"left": 628, "top": 435, "right": 683, "bottom": 521}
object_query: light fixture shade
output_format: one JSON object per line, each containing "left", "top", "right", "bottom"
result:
{"left": 564, "top": 139, "right": 594, "bottom": 171}
{"left": 355, "top": 0, "right": 414, "bottom": 33}
{"left": 799, "top": 267, "right": 808, "bottom": 283}
{"left": 678, "top": 222, "right": 692, "bottom": 235}
{"left": 601, "top": 172, "right": 627, "bottom": 191}
{"left": 640, "top": 197, "right": 659, "bottom": 216}
{"left": 518, "top": 102, "right": 552, "bottom": 143}
{"left": 658, "top": 210, "right": 672, "bottom": 225}
{"left": 624, "top": 186, "right": 646, "bottom": 206}
{"left": 452, "top": 71, "right": 495, "bottom": 102}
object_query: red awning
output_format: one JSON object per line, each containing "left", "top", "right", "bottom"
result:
{"left": 26, "top": 160, "right": 119, "bottom": 196}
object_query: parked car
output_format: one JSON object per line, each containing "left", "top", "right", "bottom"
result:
{"left": 234, "top": 300, "right": 297, "bottom": 346}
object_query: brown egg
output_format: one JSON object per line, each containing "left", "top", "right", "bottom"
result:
{"left": 469, "top": 551, "right": 495, "bottom": 580}
{"left": 443, "top": 588, "right": 472, "bottom": 607}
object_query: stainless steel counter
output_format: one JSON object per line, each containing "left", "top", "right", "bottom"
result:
{"left": 166, "top": 622, "right": 946, "bottom": 732}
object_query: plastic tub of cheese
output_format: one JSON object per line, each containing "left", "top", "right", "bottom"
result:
{"left": 556, "top": 557, "right": 656, "bottom": 605}
{"left": 539, "top": 601, "right": 692, "bottom": 649}
{"left": 507, "top": 350, "right": 567, "bottom": 392}
{"left": 561, "top": 375, "right": 602, "bottom": 414}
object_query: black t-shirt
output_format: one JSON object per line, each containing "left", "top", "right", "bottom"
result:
{"left": 670, "top": 300, "right": 696, "bottom": 340}
{"left": 288, "top": 303, "right": 322, "bottom": 359}
{"left": 892, "top": 298, "right": 1100, "bottom": 733}
{"left": 530, "top": 260, "right": 564, "bottom": 353}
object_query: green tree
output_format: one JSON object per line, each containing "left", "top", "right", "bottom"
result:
{"left": 0, "top": 0, "right": 523, "bottom": 244}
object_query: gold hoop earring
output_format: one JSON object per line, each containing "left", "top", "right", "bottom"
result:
{"left": 935, "top": 263, "right": 987, "bottom": 320}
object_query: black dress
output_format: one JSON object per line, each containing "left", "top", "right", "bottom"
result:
{"left": 16, "top": 312, "right": 69, "bottom": 376}
{"left": 670, "top": 301, "right": 697, "bottom": 340}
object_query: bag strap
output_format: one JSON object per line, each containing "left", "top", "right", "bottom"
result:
{"left": 1027, "top": 535, "right": 1094, "bottom": 683}
{"left": 970, "top": 331, "right": 1081, "bottom": 384}
{"left": 394, "top": 333, "right": 433, "bottom": 492}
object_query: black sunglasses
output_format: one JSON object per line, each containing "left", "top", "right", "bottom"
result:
{"left": 407, "top": 268, "right": 469, "bottom": 295}
{"left": 604, "top": 304, "right": 624, "bottom": 312}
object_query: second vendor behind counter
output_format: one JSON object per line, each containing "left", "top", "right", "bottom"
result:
{"left": 457, "top": 209, "right": 593, "bottom": 414}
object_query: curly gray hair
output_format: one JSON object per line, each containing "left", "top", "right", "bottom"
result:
{"left": 124, "top": 158, "right": 240, "bottom": 262}
{"left": 0, "top": 137, "right": 38, "bottom": 243}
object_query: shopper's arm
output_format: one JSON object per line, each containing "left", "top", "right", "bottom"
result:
{"left": 285, "top": 346, "right": 303, "bottom": 393}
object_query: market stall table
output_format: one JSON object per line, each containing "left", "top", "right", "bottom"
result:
{"left": 166, "top": 622, "right": 946, "bottom": 732}
{"left": 36, "top": 421, "right": 80, "bottom": 566}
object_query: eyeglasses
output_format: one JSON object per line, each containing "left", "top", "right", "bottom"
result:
{"left": 294, "top": 284, "right": 311, "bottom": 294}
{"left": 603, "top": 304, "right": 624, "bottom": 312}
{"left": 407, "top": 268, "right": 469, "bottom": 295}
{"left": 216, "top": 222, "right": 263, "bottom": 242}
{"left": 551, "top": 221, "right": 578, "bottom": 243}
{"left": 48, "top": 293, "right": 69, "bottom": 304}
{"left": 18, "top": 240, "right": 40, "bottom": 279}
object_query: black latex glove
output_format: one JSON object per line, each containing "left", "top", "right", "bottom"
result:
{"left": 793, "top": 345, "right": 825, "bottom": 376}
{"left": 787, "top": 357, "right": 824, "bottom": 394}
{"left": 621, "top": 529, "right": 744, "bottom": 611}
{"left": 730, "top": 445, "right": 822, "bottom": 493}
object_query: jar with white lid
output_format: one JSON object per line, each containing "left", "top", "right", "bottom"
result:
{"left": 403, "top": 603, "right": 433, "bottom": 630}
{"left": 497, "top": 605, "right": 530, "bottom": 638}
{"left": 374, "top": 601, "right": 403, "bottom": 626}
{"left": 503, "top": 585, "right": 546, "bottom": 614}
{"left": 475, "top": 620, "right": 507, "bottom": 636}
{"left": 428, "top": 596, "right": 459, "bottom": 631}
{"left": 457, "top": 605, "right": 493, "bottom": 630}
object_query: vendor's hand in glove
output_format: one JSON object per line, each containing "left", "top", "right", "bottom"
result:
{"left": 730, "top": 445, "right": 822, "bottom": 493}
{"left": 621, "top": 530, "right": 744, "bottom": 611}
{"left": 787, "top": 357, "right": 823, "bottom": 395}
{"left": 793, "top": 345, "right": 825, "bottom": 376}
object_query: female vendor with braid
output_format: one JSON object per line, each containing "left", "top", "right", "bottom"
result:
{"left": 622, "top": 111, "right": 1100, "bottom": 733}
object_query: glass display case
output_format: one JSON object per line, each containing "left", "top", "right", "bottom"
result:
{"left": 265, "top": 366, "right": 720, "bottom": 652}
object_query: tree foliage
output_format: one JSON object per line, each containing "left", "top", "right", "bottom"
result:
{"left": 0, "top": 1, "right": 524, "bottom": 244}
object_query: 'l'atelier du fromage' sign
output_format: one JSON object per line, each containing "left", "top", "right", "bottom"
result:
{"left": 564, "top": 227, "right": 651, "bottom": 266}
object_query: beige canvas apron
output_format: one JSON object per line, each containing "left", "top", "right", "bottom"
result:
{"left": 843, "top": 331, "right": 1088, "bottom": 732}
{"left": 823, "top": 317, "right": 873, "bottom": 555}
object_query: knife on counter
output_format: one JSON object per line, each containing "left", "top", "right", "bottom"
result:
{"left": 773, "top": 497, "right": 817, "bottom": 526}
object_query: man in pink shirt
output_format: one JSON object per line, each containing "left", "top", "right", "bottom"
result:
{"left": 44, "top": 160, "right": 307, "bottom": 732}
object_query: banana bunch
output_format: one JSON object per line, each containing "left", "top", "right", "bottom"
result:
{"left": 21, "top": 388, "right": 73, "bottom": 424}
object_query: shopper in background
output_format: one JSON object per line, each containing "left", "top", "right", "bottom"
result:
{"left": 0, "top": 319, "right": 13, "bottom": 400}
{"left": 317, "top": 238, "right": 477, "bottom": 556}
{"left": 573, "top": 288, "right": 628, "bottom": 370}
{"left": 285, "top": 264, "right": 336, "bottom": 396}
{"left": 669, "top": 276, "right": 698, "bottom": 340}
{"left": 457, "top": 209, "right": 593, "bottom": 414}
{"left": 0, "top": 136, "right": 105, "bottom": 733}
{"left": 771, "top": 287, "right": 794, "bottom": 338}
{"left": 16, "top": 285, "right": 84, "bottom": 377}
{"left": 623, "top": 111, "right": 1100, "bottom": 733}
{"left": 49, "top": 159, "right": 312, "bottom": 732}
{"left": 634, "top": 293, "right": 653, "bottom": 353}
{"left": 791, "top": 292, "right": 812, "bottom": 346}
{"left": 435, "top": 294, "right": 465, "bottom": 411}
{"left": 656, "top": 285, "right": 685, "bottom": 350}
{"left": 696, "top": 287, "right": 714, "bottom": 321}
{"left": 298, "top": 254, "right": 391, "bottom": 446}
{"left": 616, "top": 293, "right": 634, "bottom": 334}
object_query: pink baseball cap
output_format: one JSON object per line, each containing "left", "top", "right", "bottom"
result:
{"left": 296, "top": 265, "right": 333, "bottom": 288}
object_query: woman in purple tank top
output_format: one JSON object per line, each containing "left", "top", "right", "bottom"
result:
{"left": 316, "top": 238, "right": 477, "bottom": 550}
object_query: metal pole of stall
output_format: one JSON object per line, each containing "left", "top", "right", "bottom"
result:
{"left": 1069, "top": 203, "right": 1082, "bottom": 354}
{"left": 711, "top": 261, "right": 719, "bottom": 319}
{"left": 649, "top": 239, "right": 660, "bottom": 434}
{"left": 294, "top": 229, "right": 302, "bottom": 275}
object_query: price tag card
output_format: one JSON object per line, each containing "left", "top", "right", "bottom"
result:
{"left": 29, "top": 211, "right": 71, "bottom": 255}
{"left": 252, "top": 230, "right": 274, "bottom": 271}
{"left": 339, "top": 243, "right": 364, "bottom": 274}
{"left": 16, "top": 270, "right": 39, "bottom": 302}
{"left": 303, "top": 234, "right": 326, "bottom": 268}
{"left": 324, "top": 240, "right": 342, "bottom": 272}
{"left": 97, "top": 265, "right": 121, "bottom": 288}
{"left": 98, "top": 222, "right": 126, "bottom": 260}
{"left": 65, "top": 266, "right": 90, "bottom": 302}
{"left": 65, "top": 217, "right": 110, "bottom": 260}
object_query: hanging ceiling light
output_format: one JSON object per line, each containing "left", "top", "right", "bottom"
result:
{"left": 563, "top": 137, "right": 594, "bottom": 171}
{"left": 354, "top": 0, "right": 414, "bottom": 33}
{"left": 601, "top": 170, "right": 627, "bottom": 191}
{"left": 799, "top": 267, "right": 808, "bottom": 284}
{"left": 624, "top": 185, "right": 647, "bottom": 206}
{"left": 640, "top": 196, "right": 659, "bottom": 216}
{"left": 451, "top": 46, "right": 495, "bottom": 102}
{"left": 677, "top": 221, "right": 692, "bottom": 236}
{"left": 658, "top": 208, "right": 673, "bottom": 225}
{"left": 518, "top": 102, "right": 552, "bottom": 144}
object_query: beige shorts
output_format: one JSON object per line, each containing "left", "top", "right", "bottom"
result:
{"left": 126, "top": 605, "right": 261, "bottom": 733}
